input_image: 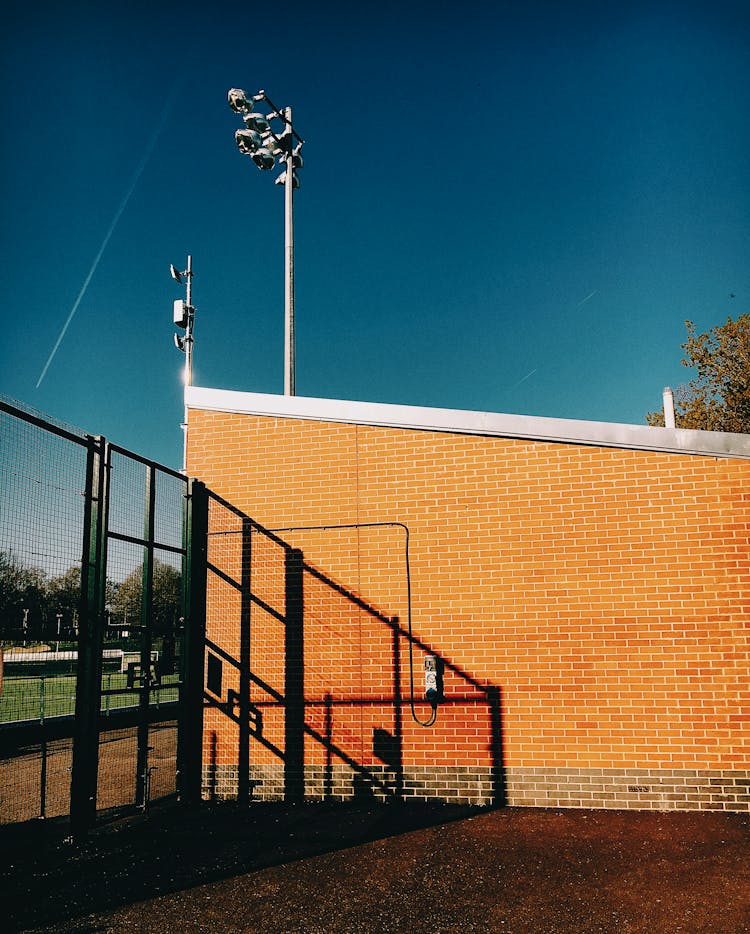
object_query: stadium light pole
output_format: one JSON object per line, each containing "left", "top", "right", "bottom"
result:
{"left": 228, "top": 88, "right": 303, "bottom": 396}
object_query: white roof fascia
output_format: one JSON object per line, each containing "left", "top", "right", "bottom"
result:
{"left": 185, "top": 386, "right": 750, "bottom": 460}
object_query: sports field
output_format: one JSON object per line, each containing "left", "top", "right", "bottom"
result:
{"left": 0, "top": 672, "right": 180, "bottom": 723}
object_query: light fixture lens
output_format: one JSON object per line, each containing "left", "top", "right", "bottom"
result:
{"left": 235, "top": 128, "right": 263, "bottom": 153}
{"left": 243, "top": 112, "right": 270, "bottom": 133}
{"left": 228, "top": 88, "right": 252, "bottom": 113}
{"left": 252, "top": 148, "right": 275, "bottom": 170}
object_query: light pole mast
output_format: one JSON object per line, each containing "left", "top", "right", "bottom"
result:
{"left": 228, "top": 88, "right": 303, "bottom": 396}
{"left": 170, "top": 255, "right": 195, "bottom": 472}
{"left": 184, "top": 254, "right": 194, "bottom": 392}
{"left": 283, "top": 107, "right": 295, "bottom": 397}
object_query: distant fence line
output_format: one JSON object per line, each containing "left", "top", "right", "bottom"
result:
{"left": 2, "top": 649, "right": 158, "bottom": 674}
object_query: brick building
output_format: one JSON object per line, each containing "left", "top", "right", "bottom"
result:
{"left": 186, "top": 387, "right": 750, "bottom": 811}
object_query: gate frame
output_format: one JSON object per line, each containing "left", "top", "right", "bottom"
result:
{"left": 178, "top": 478, "right": 208, "bottom": 805}
{"left": 69, "top": 440, "right": 208, "bottom": 838}
{"left": 70, "top": 435, "right": 108, "bottom": 837}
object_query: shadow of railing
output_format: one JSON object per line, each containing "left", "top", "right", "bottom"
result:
{"left": 202, "top": 493, "right": 505, "bottom": 809}
{"left": 2, "top": 797, "right": 486, "bottom": 931}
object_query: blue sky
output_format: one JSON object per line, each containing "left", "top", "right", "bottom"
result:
{"left": 1, "top": 0, "right": 748, "bottom": 469}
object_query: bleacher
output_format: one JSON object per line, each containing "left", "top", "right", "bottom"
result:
{"left": 1, "top": 649, "right": 158, "bottom": 677}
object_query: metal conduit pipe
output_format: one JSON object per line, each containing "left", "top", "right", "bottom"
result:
{"left": 663, "top": 386, "right": 676, "bottom": 429}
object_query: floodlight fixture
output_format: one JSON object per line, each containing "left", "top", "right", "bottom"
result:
{"left": 235, "top": 128, "right": 263, "bottom": 154}
{"left": 228, "top": 88, "right": 252, "bottom": 113}
{"left": 243, "top": 112, "right": 270, "bottom": 133}
{"left": 251, "top": 148, "right": 275, "bottom": 170}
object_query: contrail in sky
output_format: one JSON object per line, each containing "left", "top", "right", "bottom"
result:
{"left": 36, "top": 78, "right": 182, "bottom": 388}
{"left": 509, "top": 368, "right": 538, "bottom": 390}
{"left": 575, "top": 289, "right": 598, "bottom": 308}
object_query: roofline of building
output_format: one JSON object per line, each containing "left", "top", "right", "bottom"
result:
{"left": 185, "top": 386, "right": 750, "bottom": 459}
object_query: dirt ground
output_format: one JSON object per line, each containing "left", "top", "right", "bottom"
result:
{"left": 2, "top": 802, "right": 749, "bottom": 933}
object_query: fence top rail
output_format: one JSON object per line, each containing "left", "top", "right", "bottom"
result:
{"left": 107, "top": 441, "right": 187, "bottom": 483}
{"left": 0, "top": 395, "right": 92, "bottom": 447}
{"left": 1, "top": 395, "right": 192, "bottom": 483}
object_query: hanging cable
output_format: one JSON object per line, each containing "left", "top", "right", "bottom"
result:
{"left": 265, "top": 521, "right": 438, "bottom": 727}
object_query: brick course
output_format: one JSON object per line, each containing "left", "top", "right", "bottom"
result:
{"left": 188, "top": 407, "right": 750, "bottom": 811}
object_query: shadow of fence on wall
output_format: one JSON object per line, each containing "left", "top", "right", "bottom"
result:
{"left": 202, "top": 494, "right": 505, "bottom": 808}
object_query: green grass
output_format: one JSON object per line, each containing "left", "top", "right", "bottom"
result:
{"left": 0, "top": 672, "right": 180, "bottom": 724}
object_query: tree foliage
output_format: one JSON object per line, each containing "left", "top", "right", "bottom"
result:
{"left": 110, "top": 558, "right": 181, "bottom": 634}
{"left": 0, "top": 550, "right": 181, "bottom": 641}
{"left": 0, "top": 551, "right": 48, "bottom": 638}
{"left": 647, "top": 314, "right": 750, "bottom": 432}
{"left": 47, "top": 566, "right": 84, "bottom": 623}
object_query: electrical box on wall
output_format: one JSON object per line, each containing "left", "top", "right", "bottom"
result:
{"left": 424, "top": 655, "right": 444, "bottom": 706}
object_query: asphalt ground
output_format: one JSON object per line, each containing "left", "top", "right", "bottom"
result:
{"left": 2, "top": 802, "right": 749, "bottom": 933}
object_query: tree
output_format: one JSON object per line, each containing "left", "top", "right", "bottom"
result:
{"left": 647, "top": 314, "right": 750, "bottom": 432}
{"left": 111, "top": 558, "right": 182, "bottom": 635}
{"left": 0, "top": 550, "right": 49, "bottom": 641}
{"left": 47, "top": 565, "right": 83, "bottom": 636}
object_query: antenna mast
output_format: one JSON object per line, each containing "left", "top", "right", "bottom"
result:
{"left": 170, "top": 254, "right": 195, "bottom": 472}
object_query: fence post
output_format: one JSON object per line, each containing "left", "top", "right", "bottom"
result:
{"left": 177, "top": 479, "right": 208, "bottom": 805}
{"left": 135, "top": 465, "right": 156, "bottom": 809}
{"left": 70, "top": 436, "right": 108, "bottom": 839}
{"left": 40, "top": 676, "right": 47, "bottom": 818}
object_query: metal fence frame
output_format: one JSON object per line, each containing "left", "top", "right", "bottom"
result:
{"left": 0, "top": 398, "right": 206, "bottom": 837}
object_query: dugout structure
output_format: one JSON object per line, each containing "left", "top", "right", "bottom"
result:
{"left": 186, "top": 387, "right": 750, "bottom": 812}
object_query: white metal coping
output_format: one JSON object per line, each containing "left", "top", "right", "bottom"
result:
{"left": 185, "top": 386, "right": 750, "bottom": 460}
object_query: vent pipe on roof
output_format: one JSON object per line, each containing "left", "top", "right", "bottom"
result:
{"left": 663, "top": 386, "right": 676, "bottom": 429}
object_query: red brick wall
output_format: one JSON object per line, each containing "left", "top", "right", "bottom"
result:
{"left": 189, "top": 410, "right": 750, "bottom": 810}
